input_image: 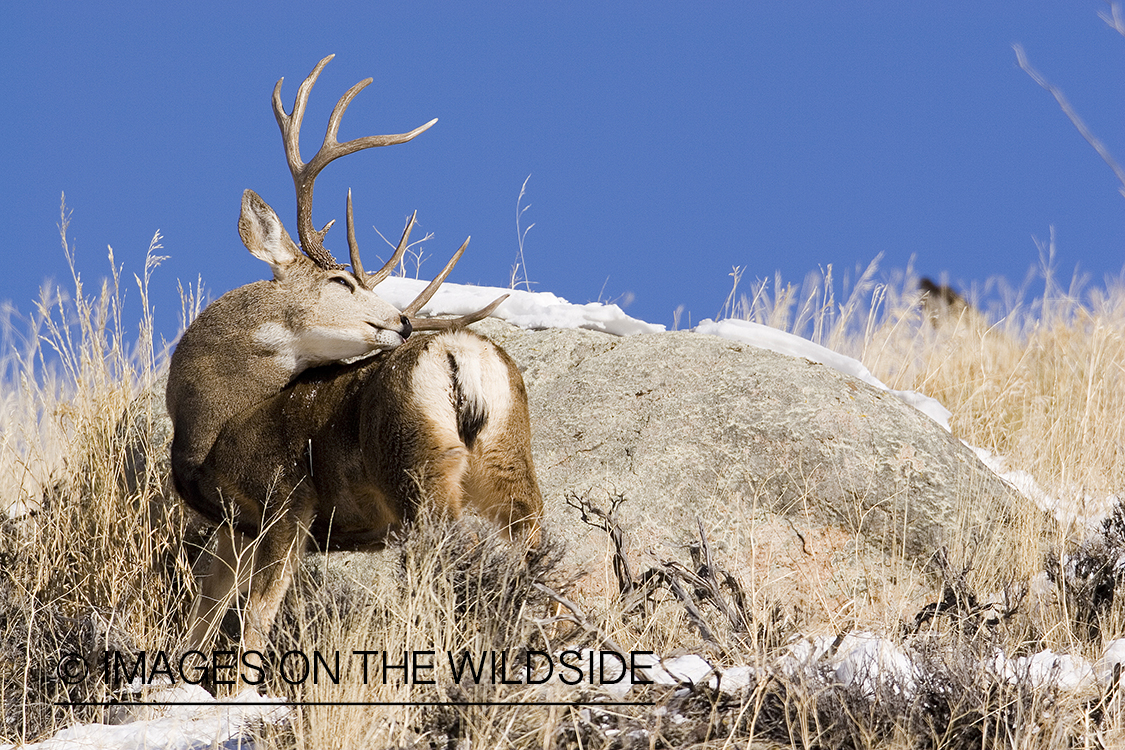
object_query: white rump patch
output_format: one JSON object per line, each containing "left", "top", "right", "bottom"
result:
{"left": 445, "top": 331, "right": 512, "bottom": 429}
{"left": 411, "top": 332, "right": 512, "bottom": 445}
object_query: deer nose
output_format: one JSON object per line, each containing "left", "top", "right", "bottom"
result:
{"left": 399, "top": 315, "right": 412, "bottom": 339}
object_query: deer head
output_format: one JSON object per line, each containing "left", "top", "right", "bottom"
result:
{"left": 242, "top": 53, "right": 505, "bottom": 367}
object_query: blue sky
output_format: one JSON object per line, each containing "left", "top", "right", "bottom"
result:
{"left": 2, "top": 2, "right": 1122, "bottom": 344}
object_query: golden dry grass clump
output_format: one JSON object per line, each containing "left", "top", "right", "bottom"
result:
{"left": 0, "top": 208, "right": 197, "bottom": 740}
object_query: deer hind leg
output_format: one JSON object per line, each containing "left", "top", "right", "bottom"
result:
{"left": 448, "top": 338, "right": 543, "bottom": 545}
{"left": 404, "top": 342, "right": 476, "bottom": 522}
{"left": 464, "top": 441, "right": 543, "bottom": 546}
{"left": 404, "top": 332, "right": 542, "bottom": 542}
{"left": 409, "top": 444, "right": 470, "bottom": 523}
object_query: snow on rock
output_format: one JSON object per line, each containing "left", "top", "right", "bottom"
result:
{"left": 695, "top": 318, "right": 951, "bottom": 430}
{"left": 968, "top": 445, "right": 1120, "bottom": 531}
{"left": 3, "top": 686, "right": 290, "bottom": 750}
{"left": 375, "top": 277, "right": 664, "bottom": 336}
{"left": 376, "top": 278, "right": 950, "bottom": 428}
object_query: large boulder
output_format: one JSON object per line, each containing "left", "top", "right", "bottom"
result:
{"left": 472, "top": 319, "right": 1033, "bottom": 609}
{"left": 129, "top": 319, "right": 1034, "bottom": 616}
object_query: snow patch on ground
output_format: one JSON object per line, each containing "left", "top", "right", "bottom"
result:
{"left": 782, "top": 632, "right": 918, "bottom": 696}
{"left": 643, "top": 654, "right": 752, "bottom": 693}
{"left": 991, "top": 649, "right": 1096, "bottom": 691}
{"left": 17, "top": 639, "right": 1125, "bottom": 748}
{"left": 643, "top": 636, "right": 1125, "bottom": 702}
{"left": 2, "top": 685, "right": 289, "bottom": 750}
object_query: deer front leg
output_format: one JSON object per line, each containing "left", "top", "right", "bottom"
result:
{"left": 240, "top": 507, "right": 314, "bottom": 658}
{"left": 186, "top": 524, "right": 254, "bottom": 652}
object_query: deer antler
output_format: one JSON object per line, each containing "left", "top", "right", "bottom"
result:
{"left": 273, "top": 54, "right": 436, "bottom": 268}
{"left": 279, "top": 55, "right": 505, "bottom": 328}
{"left": 344, "top": 191, "right": 507, "bottom": 329}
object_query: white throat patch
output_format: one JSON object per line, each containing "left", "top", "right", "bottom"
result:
{"left": 251, "top": 322, "right": 299, "bottom": 372}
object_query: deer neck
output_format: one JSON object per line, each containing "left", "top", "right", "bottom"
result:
{"left": 167, "top": 285, "right": 316, "bottom": 474}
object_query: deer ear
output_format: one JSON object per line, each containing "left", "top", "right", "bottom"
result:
{"left": 239, "top": 189, "right": 303, "bottom": 280}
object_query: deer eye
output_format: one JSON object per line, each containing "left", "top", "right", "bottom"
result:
{"left": 329, "top": 276, "right": 355, "bottom": 292}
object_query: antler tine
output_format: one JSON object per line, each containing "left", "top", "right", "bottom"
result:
{"left": 271, "top": 54, "right": 438, "bottom": 269}
{"left": 400, "top": 237, "right": 471, "bottom": 317}
{"left": 316, "top": 82, "right": 438, "bottom": 171}
{"left": 367, "top": 211, "right": 417, "bottom": 286}
{"left": 410, "top": 294, "right": 510, "bottom": 331}
{"left": 271, "top": 55, "right": 331, "bottom": 174}
{"left": 345, "top": 190, "right": 370, "bottom": 289}
{"left": 381, "top": 235, "right": 507, "bottom": 330}
{"left": 272, "top": 55, "right": 339, "bottom": 269}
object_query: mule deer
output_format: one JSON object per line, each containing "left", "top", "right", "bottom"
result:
{"left": 166, "top": 55, "right": 542, "bottom": 657}
{"left": 919, "top": 278, "right": 971, "bottom": 328}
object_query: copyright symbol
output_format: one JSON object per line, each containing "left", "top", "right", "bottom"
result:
{"left": 57, "top": 653, "right": 88, "bottom": 684}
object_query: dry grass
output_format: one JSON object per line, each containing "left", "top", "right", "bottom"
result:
{"left": 729, "top": 243, "right": 1124, "bottom": 533}
{"left": 0, "top": 202, "right": 197, "bottom": 742}
{"left": 2, "top": 202, "right": 1125, "bottom": 747}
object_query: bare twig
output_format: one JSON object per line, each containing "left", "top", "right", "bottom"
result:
{"left": 1014, "top": 43, "right": 1125, "bottom": 198}
{"left": 565, "top": 492, "right": 636, "bottom": 596}
{"left": 653, "top": 569, "right": 717, "bottom": 644}
{"left": 686, "top": 519, "right": 754, "bottom": 635}
{"left": 511, "top": 175, "right": 535, "bottom": 291}
{"left": 1099, "top": 2, "right": 1125, "bottom": 38}
{"left": 531, "top": 582, "right": 625, "bottom": 654}
{"left": 907, "top": 547, "right": 1023, "bottom": 634}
